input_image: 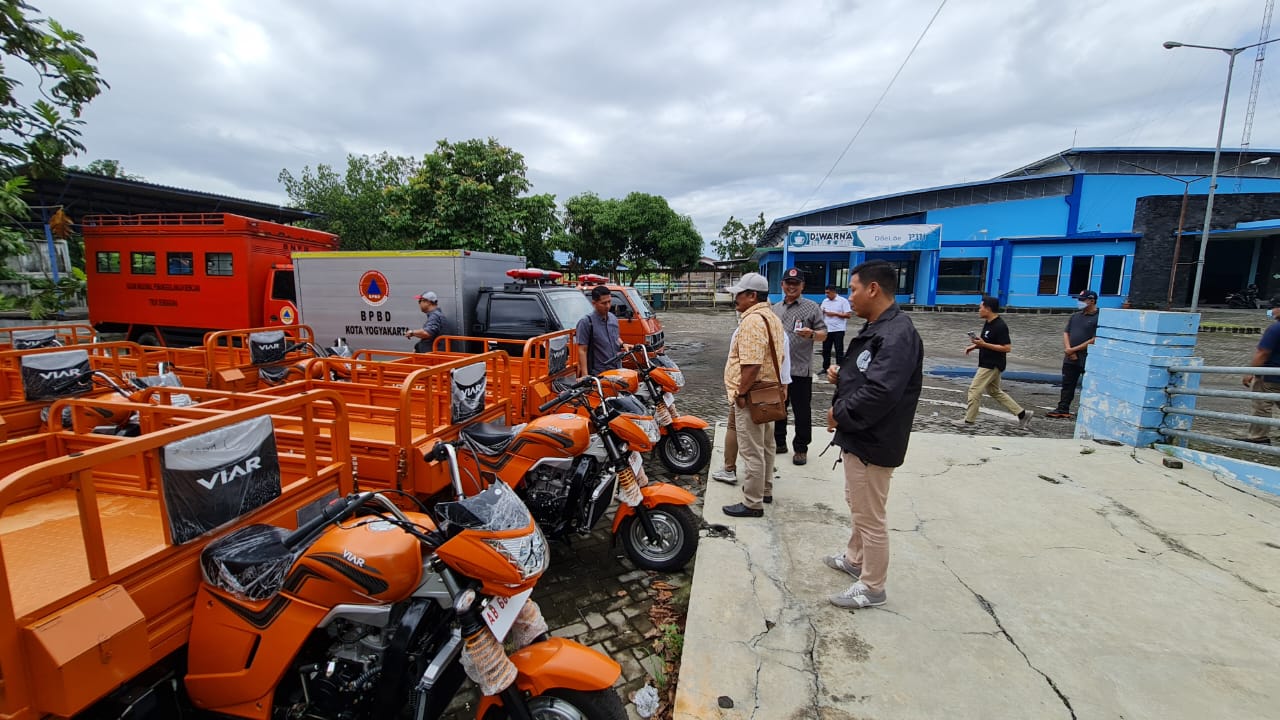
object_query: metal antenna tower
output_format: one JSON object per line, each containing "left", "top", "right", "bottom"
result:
{"left": 1236, "top": 0, "right": 1274, "bottom": 188}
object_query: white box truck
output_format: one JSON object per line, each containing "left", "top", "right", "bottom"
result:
{"left": 291, "top": 250, "right": 593, "bottom": 354}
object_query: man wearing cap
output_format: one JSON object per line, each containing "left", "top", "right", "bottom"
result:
{"left": 1240, "top": 298, "right": 1280, "bottom": 444}
{"left": 1046, "top": 289, "right": 1099, "bottom": 419}
{"left": 577, "top": 284, "right": 627, "bottom": 376}
{"left": 773, "top": 267, "right": 826, "bottom": 465}
{"left": 406, "top": 291, "right": 446, "bottom": 353}
{"left": 722, "top": 272, "right": 786, "bottom": 518}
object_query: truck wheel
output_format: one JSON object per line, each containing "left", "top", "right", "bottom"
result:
{"left": 134, "top": 330, "right": 161, "bottom": 347}
{"left": 618, "top": 504, "right": 698, "bottom": 571}
{"left": 656, "top": 427, "right": 710, "bottom": 475}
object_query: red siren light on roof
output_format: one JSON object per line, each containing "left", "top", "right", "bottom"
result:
{"left": 577, "top": 273, "right": 610, "bottom": 285}
{"left": 507, "top": 268, "right": 563, "bottom": 281}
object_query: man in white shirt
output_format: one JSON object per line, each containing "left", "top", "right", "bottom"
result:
{"left": 820, "top": 284, "right": 852, "bottom": 375}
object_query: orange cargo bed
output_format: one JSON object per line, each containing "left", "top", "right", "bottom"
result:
{"left": 0, "top": 489, "right": 163, "bottom": 618}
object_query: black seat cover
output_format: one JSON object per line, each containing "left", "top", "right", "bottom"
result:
{"left": 200, "top": 524, "right": 295, "bottom": 600}
{"left": 460, "top": 421, "right": 522, "bottom": 456}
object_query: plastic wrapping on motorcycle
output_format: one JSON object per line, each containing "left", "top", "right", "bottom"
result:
{"left": 160, "top": 415, "right": 282, "bottom": 544}
{"left": 436, "top": 482, "right": 531, "bottom": 533}
{"left": 132, "top": 371, "right": 183, "bottom": 389}
{"left": 248, "top": 330, "right": 288, "bottom": 364}
{"left": 452, "top": 360, "right": 488, "bottom": 423}
{"left": 511, "top": 599, "right": 550, "bottom": 649}
{"left": 200, "top": 524, "right": 295, "bottom": 600}
{"left": 548, "top": 334, "right": 570, "bottom": 376}
{"left": 20, "top": 348, "right": 91, "bottom": 401}
{"left": 12, "top": 328, "right": 59, "bottom": 349}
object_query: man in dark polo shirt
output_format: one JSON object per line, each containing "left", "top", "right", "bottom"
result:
{"left": 1047, "top": 289, "right": 1100, "bottom": 419}
{"left": 577, "top": 284, "right": 627, "bottom": 376}
{"left": 1242, "top": 297, "right": 1280, "bottom": 444}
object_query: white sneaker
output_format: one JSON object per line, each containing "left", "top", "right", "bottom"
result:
{"left": 711, "top": 466, "right": 737, "bottom": 484}
{"left": 1018, "top": 410, "right": 1034, "bottom": 430}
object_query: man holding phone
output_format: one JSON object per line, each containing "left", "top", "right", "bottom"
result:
{"left": 953, "top": 296, "right": 1032, "bottom": 429}
{"left": 773, "top": 267, "right": 826, "bottom": 465}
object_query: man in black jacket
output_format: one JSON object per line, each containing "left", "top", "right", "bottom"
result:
{"left": 824, "top": 260, "right": 922, "bottom": 609}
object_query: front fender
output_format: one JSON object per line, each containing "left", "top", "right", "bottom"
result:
{"left": 475, "top": 638, "right": 620, "bottom": 717}
{"left": 611, "top": 483, "right": 697, "bottom": 533}
{"left": 668, "top": 414, "right": 709, "bottom": 431}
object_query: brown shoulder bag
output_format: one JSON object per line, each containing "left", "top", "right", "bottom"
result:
{"left": 745, "top": 316, "right": 787, "bottom": 424}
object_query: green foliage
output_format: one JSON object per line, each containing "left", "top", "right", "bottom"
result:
{"left": 68, "top": 158, "right": 141, "bottom": 180}
{"left": 713, "top": 212, "right": 767, "bottom": 267}
{"left": 17, "top": 265, "right": 84, "bottom": 319}
{"left": 0, "top": 1, "right": 105, "bottom": 304}
{"left": 279, "top": 152, "right": 420, "bottom": 251}
{"left": 562, "top": 192, "right": 702, "bottom": 282}
{"left": 385, "top": 138, "right": 562, "bottom": 263}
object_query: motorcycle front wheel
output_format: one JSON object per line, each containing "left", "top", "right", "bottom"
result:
{"left": 619, "top": 503, "right": 699, "bottom": 571}
{"left": 484, "top": 688, "right": 627, "bottom": 720}
{"left": 656, "top": 427, "right": 711, "bottom": 475}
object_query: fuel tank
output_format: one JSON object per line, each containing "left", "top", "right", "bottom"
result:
{"left": 290, "top": 511, "right": 431, "bottom": 606}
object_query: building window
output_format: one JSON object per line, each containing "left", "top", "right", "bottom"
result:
{"left": 795, "top": 261, "right": 827, "bottom": 288}
{"left": 937, "top": 259, "right": 986, "bottom": 294}
{"left": 96, "top": 251, "right": 120, "bottom": 274}
{"left": 763, "top": 261, "right": 781, "bottom": 290}
{"left": 829, "top": 260, "right": 849, "bottom": 289}
{"left": 1068, "top": 256, "right": 1093, "bottom": 295}
{"left": 1038, "top": 256, "right": 1060, "bottom": 295}
{"left": 206, "top": 252, "right": 234, "bottom": 276}
{"left": 130, "top": 251, "right": 156, "bottom": 275}
{"left": 1100, "top": 255, "right": 1125, "bottom": 295}
{"left": 167, "top": 252, "right": 194, "bottom": 276}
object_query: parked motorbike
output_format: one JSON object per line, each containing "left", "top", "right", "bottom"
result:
{"left": 611, "top": 345, "right": 710, "bottom": 475}
{"left": 1226, "top": 284, "right": 1262, "bottom": 309}
{"left": 40, "top": 366, "right": 189, "bottom": 436}
{"left": 185, "top": 442, "right": 626, "bottom": 719}
{"left": 454, "top": 375, "right": 700, "bottom": 571}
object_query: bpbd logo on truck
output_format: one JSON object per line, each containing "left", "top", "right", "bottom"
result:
{"left": 359, "top": 270, "right": 391, "bottom": 307}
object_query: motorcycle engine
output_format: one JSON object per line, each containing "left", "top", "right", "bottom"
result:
{"left": 523, "top": 462, "right": 574, "bottom": 529}
{"left": 290, "top": 619, "right": 392, "bottom": 719}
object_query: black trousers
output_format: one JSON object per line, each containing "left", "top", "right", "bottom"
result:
{"left": 821, "top": 330, "right": 846, "bottom": 371}
{"left": 775, "top": 375, "right": 813, "bottom": 453}
{"left": 1055, "top": 361, "right": 1086, "bottom": 413}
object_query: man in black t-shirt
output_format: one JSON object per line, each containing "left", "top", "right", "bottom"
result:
{"left": 953, "top": 296, "right": 1032, "bottom": 429}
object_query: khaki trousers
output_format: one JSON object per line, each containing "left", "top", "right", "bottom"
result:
{"left": 842, "top": 453, "right": 894, "bottom": 594}
{"left": 965, "top": 367, "right": 1023, "bottom": 423}
{"left": 734, "top": 404, "right": 774, "bottom": 510}
{"left": 1247, "top": 376, "right": 1280, "bottom": 440}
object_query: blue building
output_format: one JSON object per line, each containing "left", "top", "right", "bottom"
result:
{"left": 757, "top": 147, "right": 1280, "bottom": 309}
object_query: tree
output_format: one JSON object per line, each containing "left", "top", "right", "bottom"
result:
{"left": 713, "top": 212, "right": 767, "bottom": 268}
{"left": 562, "top": 192, "right": 702, "bottom": 283}
{"left": 68, "top": 158, "right": 142, "bottom": 180}
{"left": 279, "top": 152, "right": 420, "bottom": 251}
{"left": 385, "top": 138, "right": 562, "bottom": 263}
{"left": 0, "top": 1, "right": 106, "bottom": 313}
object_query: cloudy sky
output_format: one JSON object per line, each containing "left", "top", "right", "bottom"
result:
{"left": 33, "top": 0, "right": 1280, "bottom": 252}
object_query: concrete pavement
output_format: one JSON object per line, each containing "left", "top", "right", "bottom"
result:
{"left": 676, "top": 427, "right": 1280, "bottom": 720}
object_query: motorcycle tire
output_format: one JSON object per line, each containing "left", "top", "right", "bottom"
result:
{"left": 1227, "top": 296, "right": 1250, "bottom": 308}
{"left": 484, "top": 688, "right": 627, "bottom": 720}
{"left": 619, "top": 503, "right": 699, "bottom": 572}
{"left": 656, "top": 427, "right": 711, "bottom": 475}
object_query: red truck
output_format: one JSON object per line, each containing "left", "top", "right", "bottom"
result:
{"left": 83, "top": 213, "right": 338, "bottom": 346}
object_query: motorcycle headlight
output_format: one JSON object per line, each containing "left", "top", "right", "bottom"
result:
{"left": 634, "top": 417, "right": 661, "bottom": 444}
{"left": 484, "top": 526, "right": 549, "bottom": 580}
{"left": 669, "top": 370, "right": 684, "bottom": 388}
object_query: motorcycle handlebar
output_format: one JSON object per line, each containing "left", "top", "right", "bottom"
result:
{"left": 283, "top": 491, "right": 375, "bottom": 550}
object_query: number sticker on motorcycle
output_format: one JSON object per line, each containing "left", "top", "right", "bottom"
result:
{"left": 482, "top": 588, "right": 532, "bottom": 641}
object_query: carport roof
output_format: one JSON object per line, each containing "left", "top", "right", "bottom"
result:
{"left": 22, "top": 171, "right": 316, "bottom": 225}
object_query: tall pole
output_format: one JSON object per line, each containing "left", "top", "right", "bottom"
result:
{"left": 1189, "top": 50, "right": 1237, "bottom": 311}
{"left": 1167, "top": 184, "right": 1191, "bottom": 308}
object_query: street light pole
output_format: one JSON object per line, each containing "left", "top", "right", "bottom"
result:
{"left": 1164, "top": 36, "right": 1280, "bottom": 311}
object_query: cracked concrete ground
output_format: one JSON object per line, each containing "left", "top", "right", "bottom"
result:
{"left": 677, "top": 428, "right": 1280, "bottom": 720}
